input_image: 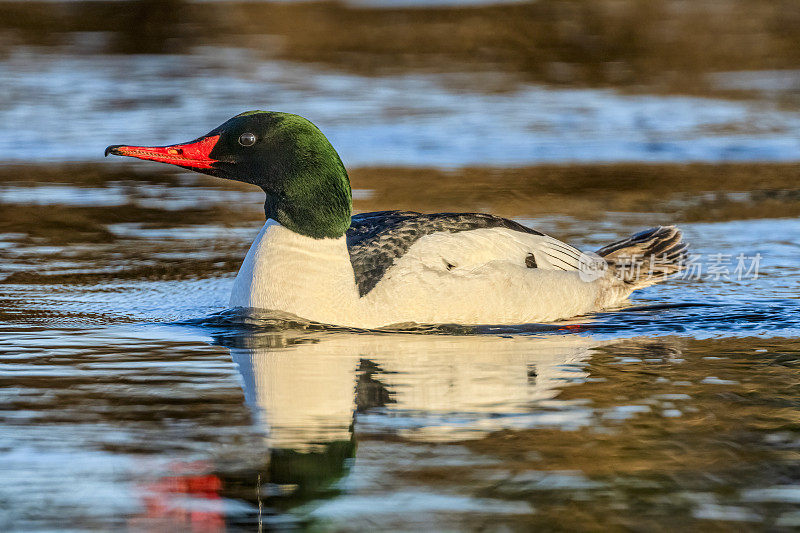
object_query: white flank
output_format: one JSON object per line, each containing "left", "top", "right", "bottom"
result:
{"left": 230, "top": 221, "right": 632, "bottom": 328}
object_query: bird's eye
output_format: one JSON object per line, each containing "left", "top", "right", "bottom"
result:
{"left": 238, "top": 133, "right": 256, "bottom": 147}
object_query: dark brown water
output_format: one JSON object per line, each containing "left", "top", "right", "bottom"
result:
{"left": 1, "top": 1, "right": 799, "bottom": 531}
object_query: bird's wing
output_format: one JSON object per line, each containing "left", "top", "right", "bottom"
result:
{"left": 346, "top": 211, "right": 584, "bottom": 296}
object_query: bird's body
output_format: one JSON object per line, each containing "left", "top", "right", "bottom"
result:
{"left": 229, "top": 213, "right": 678, "bottom": 328}
{"left": 107, "top": 111, "right": 688, "bottom": 328}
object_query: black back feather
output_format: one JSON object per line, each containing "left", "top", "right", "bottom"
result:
{"left": 346, "top": 210, "right": 543, "bottom": 296}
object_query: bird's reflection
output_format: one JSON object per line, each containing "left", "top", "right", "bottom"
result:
{"left": 214, "top": 329, "right": 608, "bottom": 518}
{"left": 130, "top": 330, "right": 686, "bottom": 529}
{"left": 225, "top": 331, "right": 605, "bottom": 450}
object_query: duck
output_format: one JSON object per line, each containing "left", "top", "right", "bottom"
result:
{"left": 106, "top": 111, "right": 687, "bottom": 329}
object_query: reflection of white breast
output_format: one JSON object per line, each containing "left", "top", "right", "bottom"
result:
{"left": 231, "top": 345, "right": 360, "bottom": 452}
{"left": 230, "top": 333, "right": 603, "bottom": 451}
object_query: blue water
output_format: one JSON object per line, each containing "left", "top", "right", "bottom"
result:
{"left": 2, "top": 50, "right": 800, "bottom": 166}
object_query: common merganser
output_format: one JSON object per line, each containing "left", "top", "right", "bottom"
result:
{"left": 106, "top": 111, "right": 687, "bottom": 328}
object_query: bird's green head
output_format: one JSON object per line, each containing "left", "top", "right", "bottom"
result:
{"left": 106, "top": 111, "right": 352, "bottom": 239}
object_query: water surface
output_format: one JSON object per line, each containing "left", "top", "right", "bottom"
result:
{"left": 3, "top": 50, "right": 800, "bottom": 166}
{"left": 1, "top": 163, "right": 799, "bottom": 530}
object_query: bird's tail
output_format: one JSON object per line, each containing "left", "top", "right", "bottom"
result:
{"left": 596, "top": 226, "right": 688, "bottom": 290}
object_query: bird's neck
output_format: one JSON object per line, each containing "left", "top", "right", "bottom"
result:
{"left": 263, "top": 153, "right": 353, "bottom": 240}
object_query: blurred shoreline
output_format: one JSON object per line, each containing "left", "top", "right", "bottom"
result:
{"left": 0, "top": 0, "right": 798, "bottom": 102}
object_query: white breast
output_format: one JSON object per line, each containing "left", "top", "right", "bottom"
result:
{"left": 230, "top": 220, "right": 363, "bottom": 326}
